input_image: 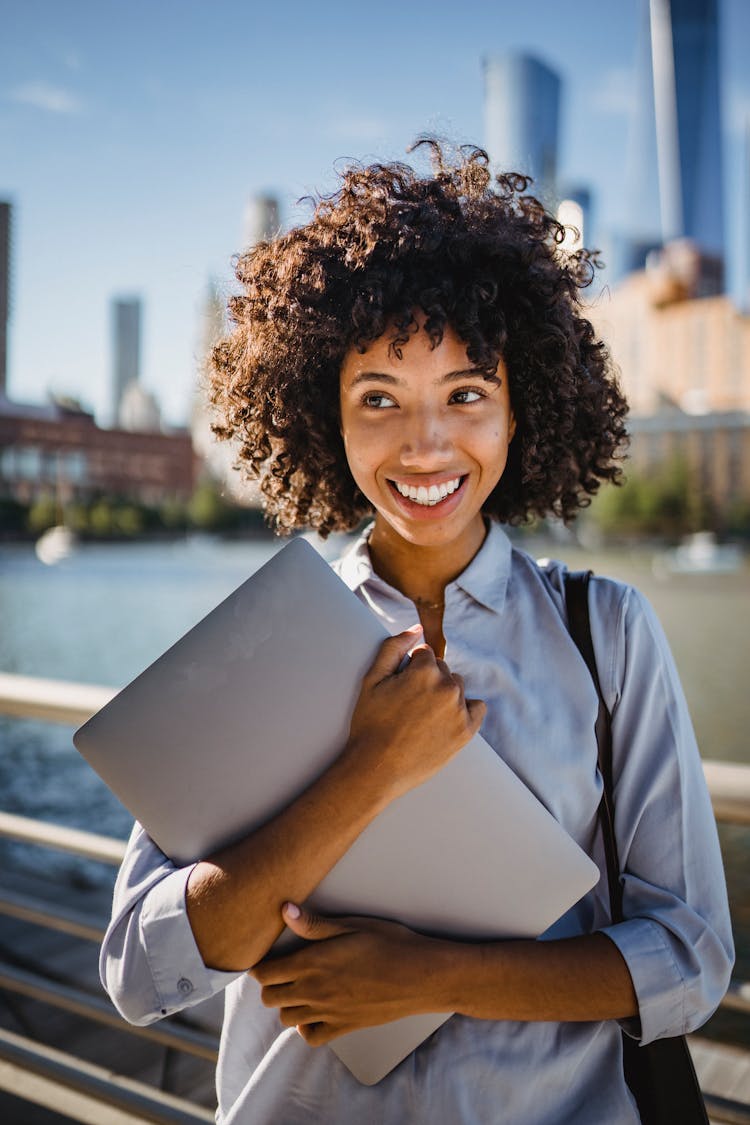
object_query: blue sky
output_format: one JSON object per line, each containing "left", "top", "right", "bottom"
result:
{"left": 2, "top": 0, "right": 749, "bottom": 425}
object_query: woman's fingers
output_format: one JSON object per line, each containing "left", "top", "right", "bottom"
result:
{"left": 466, "top": 697, "right": 487, "bottom": 730}
{"left": 277, "top": 1003, "right": 314, "bottom": 1027}
{"left": 281, "top": 902, "right": 354, "bottom": 942}
{"left": 294, "top": 1020, "right": 344, "bottom": 1046}
{"left": 363, "top": 626, "right": 425, "bottom": 686}
{"left": 347, "top": 625, "right": 486, "bottom": 798}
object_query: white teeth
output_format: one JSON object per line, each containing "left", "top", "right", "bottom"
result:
{"left": 393, "top": 477, "right": 462, "bottom": 505}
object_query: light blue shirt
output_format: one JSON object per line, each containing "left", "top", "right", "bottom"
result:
{"left": 100, "top": 521, "right": 734, "bottom": 1124}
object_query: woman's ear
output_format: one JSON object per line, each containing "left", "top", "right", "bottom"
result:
{"left": 508, "top": 409, "right": 517, "bottom": 442}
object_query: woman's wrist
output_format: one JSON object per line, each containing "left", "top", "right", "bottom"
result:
{"left": 422, "top": 934, "right": 638, "bottom": 1024}
{"left": 334, "top": 734, "right": 403, "bottom": 811}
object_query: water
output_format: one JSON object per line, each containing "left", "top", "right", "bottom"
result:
{"left": 0, "top": 536, "right": 283, "bottom": 885}
{"left": 0, "top": 533, "right": 748, "bottom": 1041}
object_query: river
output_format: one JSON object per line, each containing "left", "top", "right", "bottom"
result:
{"left": 0, "top": 531, "right": 748, "bottom": 1044}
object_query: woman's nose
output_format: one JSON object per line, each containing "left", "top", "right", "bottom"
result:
{"left": 398, "top": 410, "right": 453, "bottom": 468}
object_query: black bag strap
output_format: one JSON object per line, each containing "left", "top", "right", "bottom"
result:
{"left": 563, "top": 570, "right": 709, "bottom": 1125}
{"left": 563, "top": 570, "right": 623, "bottom": 922}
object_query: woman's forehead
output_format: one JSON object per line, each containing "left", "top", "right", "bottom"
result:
{"left": 339, "top": 326, "right": 504, "bottom": 391}
{"left": 340, "top": 324, "right": 469, "bottom": 383}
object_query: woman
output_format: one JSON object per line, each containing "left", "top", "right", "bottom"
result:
{"left": 101, "top": 142, "right": 733, "bottom": 1123}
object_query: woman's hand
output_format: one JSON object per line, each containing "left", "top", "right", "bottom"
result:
{"left": 250, "top": 902, "right": 450, "bottom": 1046}
{"left": 343, "top": 628, "right": 486, "bottom": 802}
{"left": 251, "top": 899, "right": 640, "bottom": 1045}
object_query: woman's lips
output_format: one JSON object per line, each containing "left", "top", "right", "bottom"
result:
{"left": 387, "top": 475, "right": 468, "bottom": 518}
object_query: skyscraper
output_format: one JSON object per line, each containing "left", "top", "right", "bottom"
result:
{"left": 483, "top": 53, "right": 561, "bottom": 203}
{"left": 741, "top": 117, "right": 750, "bottom": 314}
{"left": 625, "top": 0, "right": 662, "bottom": 271}
{"left": 111, "top": 296, "right": 141, "bottom": 426}
{"left": 0, "top": 202, "right": 10, "bottom": 399}
{"left": 650, "top": 0, "right": 724, "bottom": 260}
{"left": 242, "top": 195, "right": 280, "bottom": 250}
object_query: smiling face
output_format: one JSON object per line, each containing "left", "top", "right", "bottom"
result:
{"left": 339, "top": 319, "right": 516, "bottom": 581}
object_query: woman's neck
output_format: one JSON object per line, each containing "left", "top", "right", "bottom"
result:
{"left": 367, "top": 516, "right": 488, "bottom": 609}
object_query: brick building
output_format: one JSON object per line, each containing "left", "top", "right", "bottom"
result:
{"left": 0, "top": 397, "right": 197, "bottom": 508}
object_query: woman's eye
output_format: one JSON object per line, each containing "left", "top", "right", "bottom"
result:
{"left": 450, "top": 388, "right": 484, "bottom": 405}
{"left": 362, "top": 392, "right": 396, "bottom": 409}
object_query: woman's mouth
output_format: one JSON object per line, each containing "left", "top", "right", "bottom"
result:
{"left": 388, "top": 475, "right": 467, "bottom": 510}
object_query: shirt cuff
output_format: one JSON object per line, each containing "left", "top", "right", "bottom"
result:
{"left": 600, "top": 919, "right": 684, "bottom": 1044}
{"left": 139, "top": 864, "right": 242, "bottom": 1015}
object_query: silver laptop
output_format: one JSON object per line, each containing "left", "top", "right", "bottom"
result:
{"left": 74, "top": 536, "right": 599, "bottom": 1084}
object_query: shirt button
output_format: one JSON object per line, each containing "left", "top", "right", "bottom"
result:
{"left": 177, "top": 977, "right": 194, "bottom": 996}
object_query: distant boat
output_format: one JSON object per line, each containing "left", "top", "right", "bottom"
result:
{"left": 655, "top": 532, "right": 743, "bottom": 576}
{"left": 35, "top": 525, "right": 77, "bottom": 566}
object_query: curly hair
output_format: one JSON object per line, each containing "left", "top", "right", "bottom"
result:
{"left": 210, "top": 139, "right": 628, "bottom": 536}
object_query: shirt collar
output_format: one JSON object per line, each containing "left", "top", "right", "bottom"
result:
{"left": 336, "top": 519, "right": 512, "bottom": 615}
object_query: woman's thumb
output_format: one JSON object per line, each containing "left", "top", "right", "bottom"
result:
{"left": 364, "top": 625, "right": 425, "bottom": 685}
{"left": 282, "top": 902, "right": 353, "bottom": 941}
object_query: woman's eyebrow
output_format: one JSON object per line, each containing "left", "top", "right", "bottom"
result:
{"left": 348, "top": 368, "right": 500, "bottom": 388}
{"left": 348, "top": 371, "right": 401, "bottom": 387}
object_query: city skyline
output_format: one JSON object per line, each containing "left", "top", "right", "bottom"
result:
{"left": 1, "top": 0, "right": 749, "bottom": 425}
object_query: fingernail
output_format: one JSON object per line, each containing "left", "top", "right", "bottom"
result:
{"left": 284, "top": 902, "right": 301, "bottom": 919}
{"left": 406, "top": 623, "right": 423, "bottom": 634}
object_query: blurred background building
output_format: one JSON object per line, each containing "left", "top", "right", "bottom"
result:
{"left": 0, "top": 203, "right": 195, "bottom": 513}
{"left": 0, "top": 401, "right": 196, "bottom": 508}
{"left": 242, "top": 194, "right": 280, "bottom": 249}
{"left": 111, "top": 296, "right": 140, "bottom": 424}
{"left": 587, "top": 0, "right": 750, "bottom": 528}
{"left": 0, "top": 201, "right": 10, "bottom": 402}
{"left": 650, "top": 0, "right": 724, "bottom": 269}
{"left": 483, "top": 53, "right": 561, "bottom": 205}
{"left": 189, "top": 192, "right": 281, "bottom": 506}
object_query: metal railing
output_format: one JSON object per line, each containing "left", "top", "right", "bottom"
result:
{"left": 1, "top": 671, "right": 749, "bottom": 1122}
{"left": 0, "top": 673, "right": 219, "bottom": 1122}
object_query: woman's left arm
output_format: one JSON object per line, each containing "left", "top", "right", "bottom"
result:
{"left": 251, "top": 904, "right": 637, "bottom": 1045}
{"left": 587, "top": 580, "right": 734, "bottom": 1043}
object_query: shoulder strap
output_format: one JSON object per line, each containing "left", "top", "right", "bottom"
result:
{"left": 565, "top": 575, "right": 710, "bottom": 1124}
{"left": 563, "top": 571, "right": 624, "bottom": 923}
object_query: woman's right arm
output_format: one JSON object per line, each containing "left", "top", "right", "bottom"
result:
{"left": 101, "top": 628, "right": 485, "bottom": 1020}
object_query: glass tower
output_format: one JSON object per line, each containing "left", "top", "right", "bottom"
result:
{"left": 650, "top": 0, "right": 724, "bottom": 258}
{"left": 483, "top": 53, "right": 561, "bottom": 204}
{"left": 111, "top": 296, "right": 142, "bottom": 427}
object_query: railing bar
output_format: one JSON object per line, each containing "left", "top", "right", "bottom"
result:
{"left": 0, "top": 810, "right": 126, "bottom": 865}
{"left": 704, "top": 1092, "right": 750, "bottom": 1125}
{"left": 720, "top": 982, "right": 750, "bottom": 1016}
{"left": 0, "top": 1059, "right": 153, "bottom": 1125}
{"left": 0, "top": 890, "right": 106, "bottom": 942}
{"left": 0, "top": 1025, "right": 216, "bottom": 1123}
{"left": 0, "top": 672, "right": 117, "bottom": 728}
{"left": 0, "top": 961, "right": 219, "bottom": 1061}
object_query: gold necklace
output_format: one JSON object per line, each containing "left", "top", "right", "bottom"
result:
{"left": 411, "top": 594, "right": 445, "bottom": 612}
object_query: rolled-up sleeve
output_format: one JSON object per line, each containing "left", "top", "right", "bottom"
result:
{"left": 592, "top": 582, "right": 734, "bottom": 1044}
{"left": 100, "top": 823, "right": 241, "bottom": 1026}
